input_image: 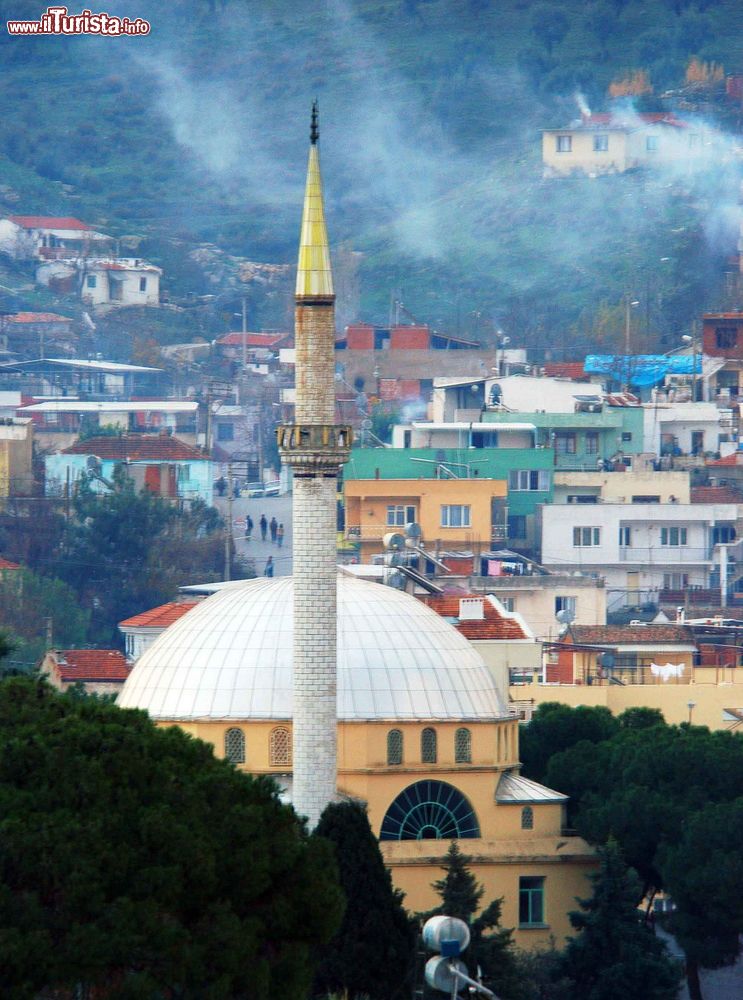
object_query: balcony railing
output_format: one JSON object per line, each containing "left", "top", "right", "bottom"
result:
{"left": 619, "top": 546, "right": 713, "bottom": 563}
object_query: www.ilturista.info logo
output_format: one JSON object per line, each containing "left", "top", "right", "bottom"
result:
{"left": 7, "top": 6, "right": 150, "bottom": 35}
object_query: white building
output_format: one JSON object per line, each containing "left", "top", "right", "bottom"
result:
{"left": 540, "top": 501, "right": 739, "bottom": 613}
{"left": 0, "top": 215, "right": 111, "bottom": 260}
{"left": 81, "top": 259, "right": 161, "bottom": 308}
{"left": 643, "top": 400, "right": 732, "bottom": 458}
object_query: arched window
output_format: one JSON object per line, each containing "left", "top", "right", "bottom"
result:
{"left": 455, "top": 727, "right": 472, "bottom": 764}
{"left": 380, "top": 780, "right": 480, "bottom": 841}
{"left": 521, "top": 806, "right": 534, "bottom": 830}
{"left": 387, "top": 728, "right": 403, "bottom": 765}
{"left": 270, "top": 726, "right": 292, "bottom": 767}
{"left": 224, "top": 727, "right": 245, "bottom": 764}
{"left": 421, "top": 727, "right": 437, "bottom": 764}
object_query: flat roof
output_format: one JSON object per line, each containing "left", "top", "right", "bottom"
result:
{"left": 0, "top": 358, "right": 162, "bottom": 374}
{"left": 21, "top": 400, "right": 197, "bottom": 413}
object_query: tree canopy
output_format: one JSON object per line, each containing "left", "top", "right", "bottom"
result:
{"left": 0, "top": 677, "right": 343, "bottom": 999}
{"left": 313, "top": 801, "right": 415, "bottom": 1000}
{"left": 0, "top": 568, "right": 89, "bottom": 670}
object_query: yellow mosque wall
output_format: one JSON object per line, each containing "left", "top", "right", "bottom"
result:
{"left": 157, "top": 715, "right": 597, "bottom": 948}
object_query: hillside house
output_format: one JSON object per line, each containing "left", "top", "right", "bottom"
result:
{"left": 0, "top": 312, "right": 76, "bottom": 359}
{"left": 40, "top": 649, "right": 131, "bottom": 697}
{"left": 46, "top": 433, "right": 212, "bottom": 504}
{"left": 2, "top": 357, "right": 167, "bottom": 402}
{"left": 542, "top": 112, "right": 703, "bottom": 177}
{"left": 0, "top": 215, "right": 111, "bottom": 260}
{"left": 119, "top": 601, "right": 198, "bottom": 661}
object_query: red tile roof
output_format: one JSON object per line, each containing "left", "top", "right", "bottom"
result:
{"left": 119, "top": 602, "right": 198, "bottom": 629}
{"left": 8, "top": 216, "right": 93, "bottom": 230}
{"left": 542, "top": 362, "right": 586, "bottom": 379}
{"left": 569, "top": 625, "right": 693, "bottom": 645}
{"left": 691, "top": 486, "right": 743, "bottom": 504}
{"left": 216, "top": 332, "right": 289, "bottom": 347}
{"left": 55, "top": 649, "right": 130, "bottom": 682}
{"left": 707, "top": 453, "right": 743, "bottom": 467}
{"left": 0, "top": 557, "right": 20, "bottom": 570}
{"left": 63, "top": 435, "right": 206, "bottom": 461}
{"left": 6, "top": 312, "right": 72, "bottom": 324}
{"left": 422, "top": 594, "right": 529, "bottom": 640}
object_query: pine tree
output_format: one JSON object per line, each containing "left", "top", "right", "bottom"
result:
{"left": 560, "top": 840, "right": 681, "bottom": 1000}
{"left": 313, "top": 801, "right": 416, "bottom": 1000}
{"left": 431, "top": 841, "right": 483, "bottom": 921}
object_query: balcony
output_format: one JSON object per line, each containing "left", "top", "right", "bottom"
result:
{"left": 619, "top": 546, "right": 713, "bottom": 563}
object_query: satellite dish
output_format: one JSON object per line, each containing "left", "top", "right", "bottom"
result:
{"left": 361, "top": 418, "right": 372, "bottom": 430}
{"left": 405, "top": 522, "right": 422, "bottom": 540}
{"left": 382, "top": 532, "right": 406, "bottom": 551}
{"left": 556, "top": 609, "right": 575, "bottom": 625}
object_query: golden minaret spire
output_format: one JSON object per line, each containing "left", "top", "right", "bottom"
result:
{"left": 295, "top": 100, "right": 334, "bottom": 302}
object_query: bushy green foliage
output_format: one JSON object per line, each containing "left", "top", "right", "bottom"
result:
{"left": 560, "top": 840, "right": 681, "bottom": 1000}
{"left": 313, "top": 801, "right": 415, "bottom": 1000}
{"left": 0, "top": 568, "right": 89, "bottom": 670}
{"left": 0, "top": 677, "right": 344, "bottom": 999}
{"left": 519, "top": 702, "right": 619, "bottom": 785}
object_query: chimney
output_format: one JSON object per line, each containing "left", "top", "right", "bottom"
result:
{"left": 459, "top": 598, "right": 485, "bottom": 621}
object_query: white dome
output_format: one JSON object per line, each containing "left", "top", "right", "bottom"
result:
{"left": 118, "top": 575, "right": 509, "bottom": 722}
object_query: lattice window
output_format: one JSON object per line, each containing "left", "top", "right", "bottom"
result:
{"left": 421, "top": 727, "right": 437, "bottom": 764}
{"left": 270, "top": 726, "right": 292, "bottom": 766}
{"left": 387, "top": 729, "right": 403, "bottom": 765}
{"left": 224, "top": 727, "right": 245, "bottom": 764}
{"left": 380, "top": 780, "right": 480, "bottom": 841}
{"left": 522, "top": 806, "right": 534, "bottom": 830}
{"left": 455, "top": 727, "right": 472, "bottom": 764}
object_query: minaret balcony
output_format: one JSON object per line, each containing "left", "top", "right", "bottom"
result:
{"left": 277, "top": 423, "right": 353, "bottom": 474}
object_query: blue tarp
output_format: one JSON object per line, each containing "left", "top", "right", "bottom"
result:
{"left": 584, "top": 354, "right": 701, "bottom": 388}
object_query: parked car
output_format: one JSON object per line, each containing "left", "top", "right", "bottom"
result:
{"left": 264, "top": 480, "right": 280, "bottom": 496}
{"left": 247, "top": 482, "right": 265, "bottom": 498}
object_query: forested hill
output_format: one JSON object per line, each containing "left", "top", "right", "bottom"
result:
{"left": 2, "top": 0, "right": 743, "bottom": 349}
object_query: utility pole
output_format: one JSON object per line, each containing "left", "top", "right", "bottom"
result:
{"left": 241, "top": 295, "right": 248, "bottom": 373}
{"left": 224, "top": 462, "right": 233, "bottom": 582}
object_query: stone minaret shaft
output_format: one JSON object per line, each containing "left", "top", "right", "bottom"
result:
{"left": 277, "top": 103, "right": 351, "bottom": 828}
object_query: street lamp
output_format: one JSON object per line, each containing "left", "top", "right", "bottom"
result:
{"left": 496, "top": 331, "right": 510, "bottom": 377}
{"left": 687, "top": 700, "right": 696, "bottom": 724}
{"left": 623, "top": 297, "right": 640, "bottom": 392}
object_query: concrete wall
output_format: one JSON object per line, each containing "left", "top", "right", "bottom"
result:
{"left": 553, "top": 470, "right": 690, "bottom": 504}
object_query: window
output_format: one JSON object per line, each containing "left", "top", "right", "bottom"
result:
{"left": 500, "top": 597, "right": 515, "bottom": 612}
{"left": 715, "top": 327, "right": 738, "bottom": 349}
{"left": 387, "top": 728, "right": 403, "bottom": 765}
{"left": 593, "top": 134, "right": 608, "bottom": 152}
{"left": 619, "top": 526, "right": 632, "bottom": 547}
{"left": 585, "top": 431, "right": 599, "bottom": 454}
{"left": 661, "top": 527, "right": 687, "bottom": 546}
{"left": 139, "top": 276, "right": 147, "bottom": 292}
{"left": 556, "top": 134, "right": 572, "bottom": 153}
{"left": 632, "top": 494, "right": 660, "bottom": 504}
{"left": 507, "top": 514, "right": 526, "bottom": 539}
{"left": 269, "top": 726, "right": 292, "bottom": 766}
{"left": 622, "top": 431, "right": 633, "bottom": 442}
{"left": 455, "top": 727, "right": 472, "bottom": 764}
{"left": 521, "top": 806, "right": 534, "bottom": 830}
{"left": 387, "top": 504, "right": 416, "bottom": 527}
{"left": 663, "top": 572, "right": 689, "bottom": 590}
{"left": 216, "top": 422, "right": 234, "bottom": 441}
{"left": 508, "top": 469, "right": 551, "bottom": 492}
{"left": 421, "top": 727, "right": 437, "bottom": 764}
{"left": 555, "top": 432, "right": 577, "bottom": 455}
{"left": 646, "top": 134, "right": 659, "bottom": 152}
{"left": 86, "top": 274, "right": 97, "bottom": 288}
{"left": 555, "top": 596, "right": 576, "bottom": 617}
{"left": 380, "top": 780, "right": 480, "bottom": 840}
{"left": 713, "top": 525, "right": 736, "bottom": 544}
{"left": 519, "top": 876, "right": 545, "bottom": 926}
{"left": 567, "top": 495, "right": 597, "bottom": 504}
{"left": 441, "top": 505, "right": 470, "bottom": 528}
{"left": 224, "top": 727, "right": 245, "bottom": 764}
{"left": 573, "top": 527, "right": 600, "bottom": 547}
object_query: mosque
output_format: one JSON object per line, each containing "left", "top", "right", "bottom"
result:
{"left": 118, "top": 108, "right": 596, "bottom": 948}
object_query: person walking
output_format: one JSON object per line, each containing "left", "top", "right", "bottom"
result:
{"left": 277, "top": 522, "right": 285, "bottom": 548}
{"left": 245, "top": 514, "right": 253, "bottom": 541}
{"left": 270, "top": 516, "right": 278, "bottom": 543}
{"left": 264, "top": 556, "right": 274, "bottom": 577}
{"left": 259, "top": 514, "right": 268, "bottom": 542}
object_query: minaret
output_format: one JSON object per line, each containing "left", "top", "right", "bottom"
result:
{"left": 277, "top": 103, "right": 352, "bottom": 828}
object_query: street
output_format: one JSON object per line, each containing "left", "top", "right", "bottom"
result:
{"left": 214, "top": 493, "right": 294, "bottom": 577}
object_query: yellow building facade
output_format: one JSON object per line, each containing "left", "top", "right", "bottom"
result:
{"left": 344, "top": 476, "right": 508, "bottom": 563}
{"left": 0, "top": 417, "right": 33, "bottom": 500}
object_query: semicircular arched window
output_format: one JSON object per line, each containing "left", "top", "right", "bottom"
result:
{"left": 421, "top": 727, "right": 437, "bottom": 764}
{"left": 270, "top": 726, "right": 292, "bottom": 767}
{"left": 521, "top": 806, "right": 534, "bottom": 830}
{"left": 380, "top": 780, "right": 480, "bottom": 841}
{"left": 387, "top": 728, "right": 403, "bottom": 765}
{"left": 455, "top": 727, "right": 472, "bottom": 763}
{"left": 224, "top": 727, "right": 245, "bottom": 764}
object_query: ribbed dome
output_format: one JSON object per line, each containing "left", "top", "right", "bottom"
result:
{"left": 118, "top": 576, "right": 509, "bottom": 722}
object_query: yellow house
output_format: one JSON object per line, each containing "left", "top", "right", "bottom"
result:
{"left": 0, "top": 416, "right": 33, "bottom": 501}
{"left": 344, "top": 476, "right": 508, "bottom": 563}
{"left": 118, "top": 575, "right": 597, "bottom": 947}
{"left": 553, "top": 469, "right": 690, "bottom": 505}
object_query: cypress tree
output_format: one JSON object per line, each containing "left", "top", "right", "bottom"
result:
{"left": 314, "top": 800, "right": 416, "bottom": 1000}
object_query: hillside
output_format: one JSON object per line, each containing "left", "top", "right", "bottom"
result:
{"left": 2, "top": 0, "right": 743, "bottom": 350}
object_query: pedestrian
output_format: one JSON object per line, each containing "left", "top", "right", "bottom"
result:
{"left": 270, "top": 516, "right": 278, "bottom": 543}
{"left": 245, "top": 514, "right": 253, "bottom": 540}
{"left": 264, "top": 556, "right": 274, "bottom": 578}
{"left": 260, "top": 514, "right": 267, "bottom": 542}
{"left": 215, "top": 476, "right": 226, "bottom": 496}
{"left": 277, "top": 522, "right": 284, "bottom": 548}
